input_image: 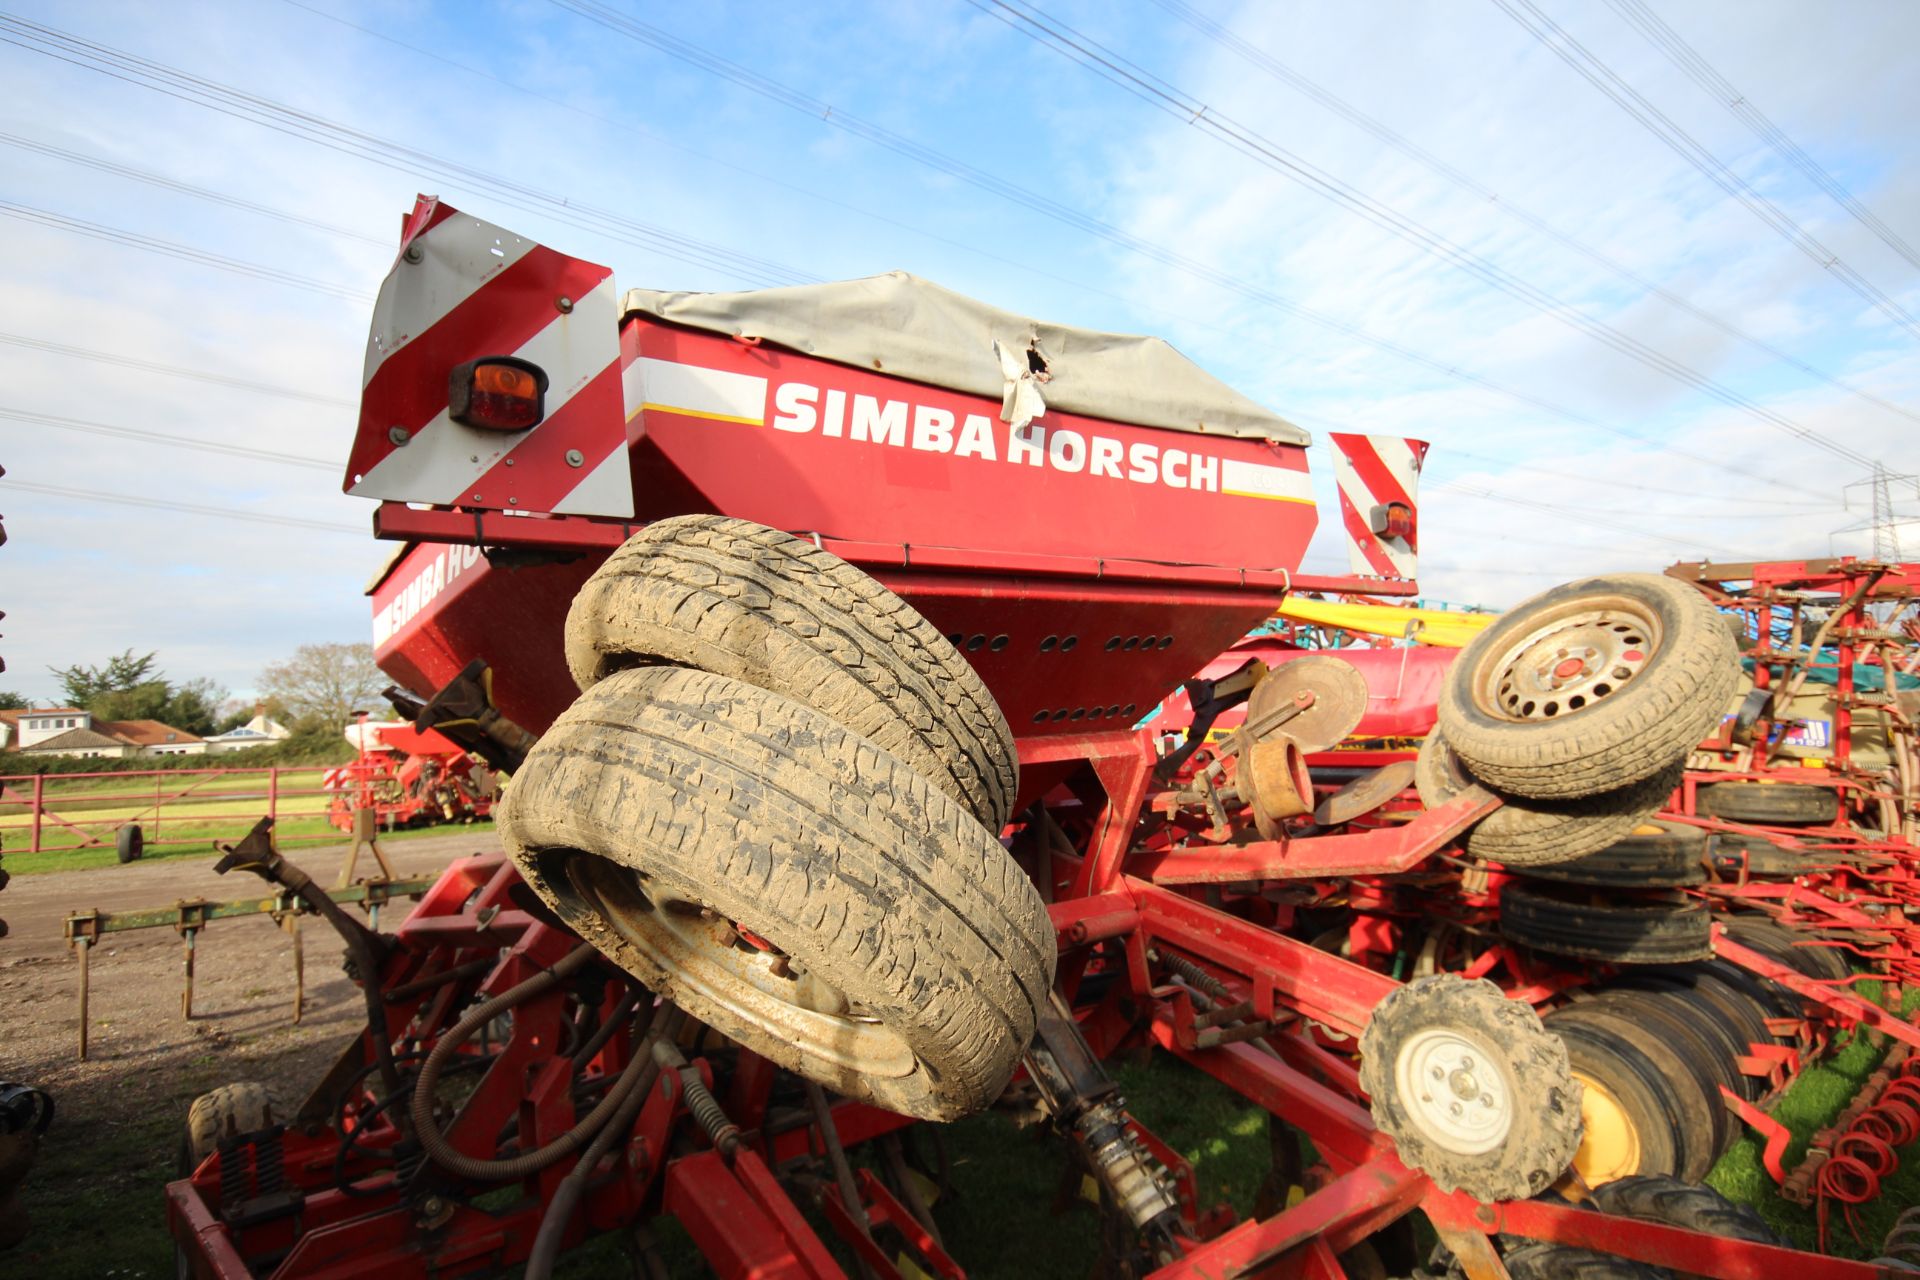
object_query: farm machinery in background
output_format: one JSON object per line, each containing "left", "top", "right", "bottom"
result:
{"left": 323, "top": 718, "right": 496, "bottom": 833}
{"left": 168, "top": 198, "right": 1918, "bottom": 1280}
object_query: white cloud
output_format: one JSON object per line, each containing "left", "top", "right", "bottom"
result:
{"left": 2, "top": 0, "right": 1916, "bottom": 706}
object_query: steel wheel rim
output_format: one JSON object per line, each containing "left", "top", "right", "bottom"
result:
{"left": 1476, "top": 594, "right": 1663, "bottom": 723}
{"left": 563, "top": 852, "right": 917, "bottom": 1078}
{"left": 1570, "top": 1069, "right": 1641, "bottom": 1184}
{"left": 1392, "top": 1026, "right": 1515, "bottom": 1156}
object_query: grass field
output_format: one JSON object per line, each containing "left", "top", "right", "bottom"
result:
{"left": 3, "top": 817, "right": 494, "bottom": 875}
{"left": 0, "top": 767, "right": 338, "bottom": 871}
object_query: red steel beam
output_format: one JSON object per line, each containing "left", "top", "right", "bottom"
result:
{"left": 1132, "top": 788, "right": 1499, "bottom": 883}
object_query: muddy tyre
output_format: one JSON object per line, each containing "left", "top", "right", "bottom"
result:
{"left": 1588, "top": 1174, "right": 1783, "bottom": 1245}
{"left": 563, "top": 515, "right": 1017, "bottom": 832}
{"left": 1698, "top": 781, "right": 1840, "bottom": 825}
{"left": 1437, "top": 574, "right": 1737, "bottom": 800}
{"left": 1358, "top": 974, "right": 1581, "bottom": 1202}
{"left": 1499, "top": 882, "right": 1711, "bottom": 965}
{"left": 116, "top": 823, "right": 144, "bottom": 864}
{"left": 1416, "top": 734, "right": 1681, "bottom": 867}
{"left": 180, "top": 1082, "right": 275, "bottom": 1175}
{"left": 500, "top": 667, "right": 1053, "bottom": 1122}
{"left": 1518, "top": 821, "right": 1706, "bottom": 888}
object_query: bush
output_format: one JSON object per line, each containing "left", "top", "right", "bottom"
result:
{"left": 0, "top": 733, "right": 355, "bottom": 777}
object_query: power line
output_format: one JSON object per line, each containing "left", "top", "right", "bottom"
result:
{"left": 0, "top": 405, "right": 337, "bottom": 470}
{"left": 0, "top": 130, "right": 389, "bottom": 246}
{"left": 1603, "top": 0, "right": 1920, "bottom": 274}
{"left": 6, "top": 8, "right": 1838, "bottom": 502}
{"left": 1430, "top": 485, "right": 1745, "bottom": 555}
{"left": 1491, "top": 0, "right": 1920, "bottom": 345}
{"left": 1144, "top": 0, "right": 1920, "bottom": 434}
{"left": 977, "top": 0, "right": 1880, "bottom": 471}
{"left": 0, "top": 200, "right": 373, "bottom": 302}
{"left": 4, "top": 478, "right": 362, "bottom": 534}
{"left": 543, "top": 0, "right": 1831, "bottom": 500}
{"left": 0, "top": 14, "right": 815, "bottom": 291}
{"left": 0, "top": 331, "right": 355, "bottom": 407}
{"left": 1427, "top": 449, "right": 1842, "bottom": 509}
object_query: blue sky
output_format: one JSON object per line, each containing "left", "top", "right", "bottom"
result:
{"left": 3, "top": 0, "right": 1918, "bottom": 704}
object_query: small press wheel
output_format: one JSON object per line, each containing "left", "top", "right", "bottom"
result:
{"left": 1359, "top": 974, "right": 1581, "bottom": 1202}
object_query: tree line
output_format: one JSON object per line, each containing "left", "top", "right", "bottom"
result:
{"left": 0, "top": 643, "right": 389, "bottom": 740}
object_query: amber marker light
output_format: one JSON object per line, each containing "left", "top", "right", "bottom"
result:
{"left": 449, "top": 357, "right": 548, "bottom": 430}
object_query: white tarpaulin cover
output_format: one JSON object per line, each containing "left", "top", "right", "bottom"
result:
{"left": 622, "top": 271, "right": 1309, "bottom": 444}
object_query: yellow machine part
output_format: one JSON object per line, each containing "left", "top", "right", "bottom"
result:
{"left": 1275, "top": 598, "right": 1496, "bottom": 648}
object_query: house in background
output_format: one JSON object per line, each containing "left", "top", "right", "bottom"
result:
{"left": 1, "top": 708, "right": 91, "bottom": 750}
{"left": 203, "top": 714, "right": 293, "bottom": 754}
{"left": 0, "top": 708, "right": 205, "bottom": 759}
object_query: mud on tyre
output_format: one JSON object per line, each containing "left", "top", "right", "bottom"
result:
{"left": 563, "top": 515, "right": 1018, "bottom": 831}
{"left": 499, "top": 666, "right": 1054, "bottom": 1122}
{"left": 1415, "top": 733, "right": 1682, "bottom": 867}
{"left": 1436, "top": 573, "right": 1738, "bottom": 801}
{"left": 1358, "top": 973, "right": 1581, "bottom": 1202}
{"left": 181, "top": 1082, "right": 275, "bottom": 1175}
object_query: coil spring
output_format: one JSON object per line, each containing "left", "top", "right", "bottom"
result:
{"left": 679, "top": 1070, "right": 743, "bottom": 1157}
{"left": 1885, "top": 1204, "right": 1920, "bottom": 1266}
{"left": 1155, "top": 949, "right": 1231, "bottom": 1001}
{"left": 1816, "top": 1065, "right": 1920, "bottom": 1252}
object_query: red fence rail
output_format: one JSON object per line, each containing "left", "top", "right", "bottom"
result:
{"left": 0, "top": 766, "right": 343, "bottom": 855}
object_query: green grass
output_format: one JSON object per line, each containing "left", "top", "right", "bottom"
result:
{"left": 3, "top": 817, "right": 496, "bottom": 875}
{"left": 1706, "top": 984, "right": 1920, "bottom": 1257}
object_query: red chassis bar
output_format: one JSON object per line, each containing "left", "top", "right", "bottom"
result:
{"left": 170, "top": 737, "right": 1899, "bottom": 1279}
{"left": 369, "top": 501, "right": 1420, "bottom": 599}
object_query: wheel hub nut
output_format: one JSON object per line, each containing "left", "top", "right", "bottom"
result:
{"left": 1449, "top": 1068, "right": 1479, "bottom": 1100}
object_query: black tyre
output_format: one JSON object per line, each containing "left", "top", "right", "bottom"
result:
{"left": 1708, "top": 833, "right": 1817, "bottom": 879}
{"left": 1545, "top": 1016, "right": 1679, "bottom": 1186}
{"left": 1358, "top": 974, "right": 1582, "bottom": 1202}
{"left": 1606, "top": 969, "right": 1773, "bottom": 1099}
{"left": 180, "top": 1082, "right": 274, "bottom": 1175}
{"left": 1724, "top": 918, "right": 1851, "bottom": 983}
{"left": 1587, "top": 1174, "right": 1784, "bottom": 1246}
{"left": 1698, "top": 781, "right": 1840, "bottom": 825}
{"left": 116, "top": 823, "right": 144, "bottom": 864}
{"left": 1499, "top": 1242, "right": 1664, "bottom": 1280}
{"left": 1500, "top": 881, "right": 1712, "bottom": 965}
{"left": 1697, "top": 957, "right": 1807, "bottom": 1030}
{"left": 1517, "top": 821, "right": 1706, "bottom": 888}
{"left": 1579, "top": 991, "right": 1736, "bottom": 1158}
{"left": 1437, "top": 573, "right": 1737, "bottom": 800}
{"left": 564, "top": 515, "right": 1018, "bottom": 832}
{"left": 1415, "top": 733, "right": 1682, "bottom": 867}
{"left": 500, "top": 667, "right": 1054, "bottom": 1122}
{"left": 1548, "top": 1004, "right": 1715, "bottom": 1181}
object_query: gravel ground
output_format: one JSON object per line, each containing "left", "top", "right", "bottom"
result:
{"left": 0, "top": 830, "right": 502, "bottom": 1277}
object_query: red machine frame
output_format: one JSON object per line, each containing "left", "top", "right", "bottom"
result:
{"left": 172, "top": 199, "right": 1916, "bottom": 1277}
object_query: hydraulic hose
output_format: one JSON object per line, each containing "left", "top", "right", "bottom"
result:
{"left": 524, "top": 1006, "right": 685, "bottom": 1280}
{"left": 411, "top": 945, "right": 649, "bottom": 1182}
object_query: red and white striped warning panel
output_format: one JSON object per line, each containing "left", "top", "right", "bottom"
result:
{"left": 343, "top": 197, "right": 632, "bottom": 517}
{"left": 1328, "top": 432, "right": 1428, "bottom": 580}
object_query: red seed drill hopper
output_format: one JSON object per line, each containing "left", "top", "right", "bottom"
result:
{"left": 165, "top": 199, "right": 1867, "bottom": 1279}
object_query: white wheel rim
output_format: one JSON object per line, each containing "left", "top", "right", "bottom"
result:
{"left": 1478, "top": 595, "right": 1663, "bottom": 723}
{"left": 1392, "top": 1027, "right": 1515, "bottom": 1156}
{"left": 563, "top": 853, "right": 918, "bottom": 1079}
